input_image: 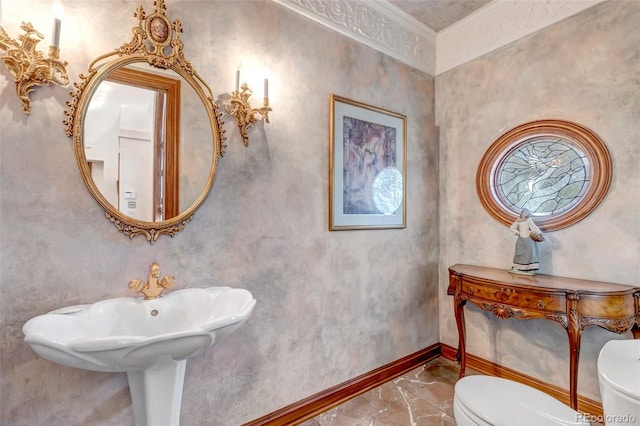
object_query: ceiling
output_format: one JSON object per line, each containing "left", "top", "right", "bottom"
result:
{"left": 387, "top": 0, "right": 492, "bottom": 32}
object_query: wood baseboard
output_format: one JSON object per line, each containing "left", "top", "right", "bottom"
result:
{"left": 243, "top": 343, "right": 441, "bottom": 426}
{"left": 440, "top": 343, "right": 603, "bottom": 417}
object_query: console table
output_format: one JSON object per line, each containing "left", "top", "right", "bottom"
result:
{"left": 447, "top": 264, "right": 639, "bottom": 409}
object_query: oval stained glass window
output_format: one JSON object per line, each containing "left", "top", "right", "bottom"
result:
{"left": 477, "top": 120, "right": 612, "bottom": 231}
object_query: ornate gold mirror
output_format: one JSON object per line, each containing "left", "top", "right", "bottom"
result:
{"left": 64, "top": 0, "right": 226, "bottom": 243}
{"left": 477, "top": 119, "right": 612, "bottom": 231}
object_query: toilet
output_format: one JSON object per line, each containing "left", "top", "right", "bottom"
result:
{"left": 453, "top": 340, "right": 640, "bottom": 426}
{"left": 453, "top": 375, "right": 588, "bottom": 425}
{"left": 597, "top": 339, "right": 640, "bottom": 425}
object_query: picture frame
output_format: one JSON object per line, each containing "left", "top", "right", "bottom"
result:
{"left": 329, "top": 94, "right": 407, "bottom": 230}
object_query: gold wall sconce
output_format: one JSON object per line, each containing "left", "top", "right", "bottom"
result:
{"left": 224, "top": 70, "right": 272, "bottom": 147}
{"left": 0, "top": 1, "right": 69, "bottom": 114}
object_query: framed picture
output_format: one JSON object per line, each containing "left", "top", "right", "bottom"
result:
{"left": 329, "top": 94, "right": 407, "bottom": 230}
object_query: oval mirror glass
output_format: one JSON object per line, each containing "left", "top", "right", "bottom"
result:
{"left": 84, "top": 62, "right": 213, "bottom": 222}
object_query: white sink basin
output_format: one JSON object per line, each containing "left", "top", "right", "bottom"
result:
{"left": 23, "top": 286, "right": 256, "bottom": 426}
{"left": 23, "top": 286, "right": 255, "bottom": 372}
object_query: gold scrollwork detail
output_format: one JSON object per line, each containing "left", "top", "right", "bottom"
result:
{"left": 120, "top": 1, "right": 191, "bottom": 73}
{"left": 106, "top": 212, "right": 192, "bottom": 244}
{"left": 0, "top": 22, "right": 69, "bottom": 114}
{"left": 225, "top": 83, "right": 272, "bottom": 147}
{"left": 64, "top": 74, "right": 91, "bottom": 136}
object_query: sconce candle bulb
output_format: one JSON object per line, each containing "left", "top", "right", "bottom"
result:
{"left": 52, "top": 20, "right": 61, "bottom": 48}
{"left": 51, "top": 1, "right": 64, "bottom": 48}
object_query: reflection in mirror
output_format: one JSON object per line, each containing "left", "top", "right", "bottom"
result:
{"left": 85, "top": 66, "right": 180, "bottom": 221}
{"left": 84, "top": 65, "right": 214, "bottom": 223}
{"left": 64, "top": 0, "right": 225, "bottom": 243}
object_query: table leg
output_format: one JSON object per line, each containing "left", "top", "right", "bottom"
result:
{"left": 454, "top": 297, "right": 467, "bottom": 378}
{"left": 567, "top": 295, "right": 581, "bottom": 410}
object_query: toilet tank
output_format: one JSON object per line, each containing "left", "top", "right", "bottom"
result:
{"left": 597, "top": 339, "right": 640, "bottom": 425}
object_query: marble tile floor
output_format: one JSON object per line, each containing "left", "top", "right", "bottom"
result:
{"left": 299, "top": 357, "right": 465, "bottom": 426}
{"left": 300, "top": 357, "right": 603, "bottom": 426}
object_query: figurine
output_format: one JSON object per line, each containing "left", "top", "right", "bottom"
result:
{"left": 509, "top": 209, "right": 544, "bottom": 275}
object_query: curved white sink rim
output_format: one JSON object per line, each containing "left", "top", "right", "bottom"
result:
{"left": 23, "top": 286, "right": 256, "bottom": 372}
{"left": 47, "top": 304, "right": 91, "bottom": 315}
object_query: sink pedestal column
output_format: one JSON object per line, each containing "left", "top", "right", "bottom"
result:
{"left": 127, "top": 359, "right": 187, "bottom": 426}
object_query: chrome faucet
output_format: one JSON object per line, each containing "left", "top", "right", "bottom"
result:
{"left": 128, "top": 262, "right": 175, "bottom": 300}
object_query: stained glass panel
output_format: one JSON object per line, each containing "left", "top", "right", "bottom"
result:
{"left": 495, "top": 137, "right": 590, "bottom": 217}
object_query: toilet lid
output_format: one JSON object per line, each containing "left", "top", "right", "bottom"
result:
{"left": 454, "top": 376, "right": 588, "bottom": 426}
{"left": 598, "top": 339, "right": 640, "bottom": 400}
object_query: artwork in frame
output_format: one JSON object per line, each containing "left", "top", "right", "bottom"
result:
{"left": 329, "top": 94, "right": 407, "bottom": 230}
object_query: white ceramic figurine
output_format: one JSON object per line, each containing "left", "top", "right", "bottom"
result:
{"left": 509, "top": 208, "right": 544, "bottom": 275}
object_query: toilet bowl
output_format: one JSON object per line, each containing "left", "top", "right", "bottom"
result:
{"left": 454, "top": 339, "right": 640, "bottom": 426}
{"left": 453, "top": 375, "right": 588, "bottom": 425}
{"left": 597, "top": 339, "right": 640, "bottom": 425}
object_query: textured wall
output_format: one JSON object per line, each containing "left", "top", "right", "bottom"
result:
{"left": 0, "top": 1, "right": 437, "bottom": 425}
{"left": 437, "top": 0, "right": 639, "bottom": 401}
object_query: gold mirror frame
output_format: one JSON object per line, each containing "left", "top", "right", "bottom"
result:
{"left": 63, "top": 0, "right": 226, "bottom": 244}
{"left": 476, "top": 119, "right": 612, "bottom": 232}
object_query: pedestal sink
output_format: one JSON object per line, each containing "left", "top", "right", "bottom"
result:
{"left": 22, "top": 284, "right": 256, "bottom": 426}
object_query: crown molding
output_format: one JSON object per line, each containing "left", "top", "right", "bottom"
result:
{"left": 272, "top": 0, "right": 606, "bottom": 77}
{"left": 435, "top": 0, "right": 607, "bottom": 75}
{"left": 272, "top": 0, "right": 437, "bottom": 75}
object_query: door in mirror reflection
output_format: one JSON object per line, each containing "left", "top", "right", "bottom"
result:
{"left": 84, "top": 67, "right": 180, "bottom": 222}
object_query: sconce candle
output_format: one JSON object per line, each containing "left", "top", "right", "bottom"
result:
{"left": 51, "top": 1, "right": 64, "bottom": 48}
{"left": 264, "top": 78, "right": 268, "bottom": 100}
{"left": 235, "top": 70, "right": 240, "bottom": 92}
{"left": 52, "top": 19, "right": 61, "bottom": 48}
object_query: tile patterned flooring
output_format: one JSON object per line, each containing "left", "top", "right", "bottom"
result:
{"left": 300, "top": 356, "right": 603, "bottom": 426}
{"left": 300, "top": 357, "right": 466, "bottom": 425}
